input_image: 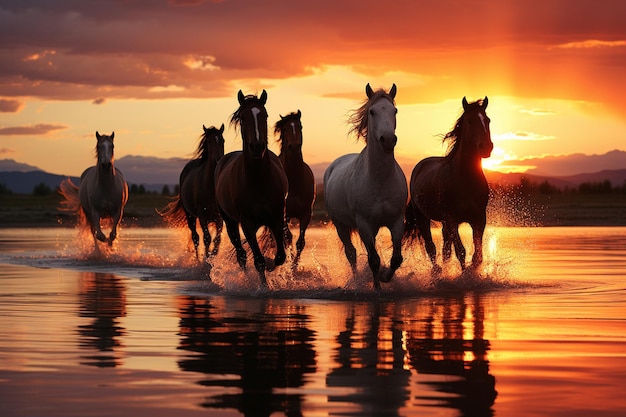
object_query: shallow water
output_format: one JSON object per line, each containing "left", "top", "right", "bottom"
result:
{"left": 0, "top": 226, "right": 625, "bottom": 416}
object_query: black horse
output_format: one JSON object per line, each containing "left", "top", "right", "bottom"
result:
{"left": 214, "top": 90, "right": 288, "bottom": 286}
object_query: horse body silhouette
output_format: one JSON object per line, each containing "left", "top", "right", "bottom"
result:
{"left": 404, "top": 97, "right": 493, "bottom": 272}
{"left": 274, "top": 110, "right": 316, "bottom": 266}
{"left": 160, "top": 124, "right": 225, "bottom": 260}
{"left": 59, "top": 131, "right": 128, "bottom": 247}
{"left": 324, "top": 84, "right": 407, "bottom": 289}
{"left": 214, "top": 90, "right": 288, "bottom": 286}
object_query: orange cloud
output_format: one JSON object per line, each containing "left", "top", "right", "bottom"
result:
{"left": 0, "top": 124, "right": 68, "bottom": 135}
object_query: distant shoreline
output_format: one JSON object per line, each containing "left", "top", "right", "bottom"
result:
{"left": 2, "top": 192, "right": 626, "bottom": 228}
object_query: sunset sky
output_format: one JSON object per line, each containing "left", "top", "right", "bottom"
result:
{"left": 1, "top": 0, "right": 625, "bottom": 177}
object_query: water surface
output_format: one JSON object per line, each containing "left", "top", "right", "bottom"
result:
{"left": 1, "top": 226, "right": 625, "bottom": 416}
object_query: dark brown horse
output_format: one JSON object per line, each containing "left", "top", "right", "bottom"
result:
{"left": 214, "top": 90, "right": 288, "bottom": 286}
{"left": 404, "top": 97, "right": 493, "bottom": 273}
{"left": 160, "top": 124, "right": 225, "bottom": 260}
{"left": 274, "top": 110, "right": 316, "bottom": 266}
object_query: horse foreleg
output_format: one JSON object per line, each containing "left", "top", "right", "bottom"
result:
{"left": 211, "top": 219, "right": 223, "bottom": 257}
{"left": 270, "top": 221, "right": 287, "bottom": 269}
{"left": 294, "top": 215, "right": 311, "bottom": 266}
{"left": 108, "top": 210, "right": 124, "bottom": 246}
{"left": 223, "top": 215, "right": 246, "bottom": 270}
{"left": 241, "top": 224, "right": 267, "bottom": 287}
{"left": 90, "top": 210, "right": 107, "bottom": 243}
{"left": 449, "top": 224, "right": 466, "bottom": 270}
{"left": 186, "top": 213, "right": 200, "bottom": 259}
{"left": 441, "top": 222, "right": 451, "bottom": 262}
{"left": 199, "top": 216, "right": 211, "bottom": 260}
{"left": 418, "top": 218, "right": 439, "bottom": 274}
{"left": 335, "top": 223, "right": 357, "bottom": 273}
{"left": 380, "top": 218, "right": 404, "bottom": 284}
{"left": 357, "top": 225, "right": 381, "bottom": 289}
{"left": 471, "top": 218, "right": 486, "bottom": 268}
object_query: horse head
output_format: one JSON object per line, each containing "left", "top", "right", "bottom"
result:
{"left": 361, "top": 83, "right": 398, "bottom": 154}
{"left": 95, "top": 131, "right": 115, "bottom": 170}
{"left": 201, "top": 123, "right": 225, "bottom": 164}
{"left": 275, "top": 110, "right": 303, "bottom": 157}
{"left": 461, "top": 96, "right": 493, "bottom": 158}
{"left": 232, "top": 90, "right": 269, "bottom": 160}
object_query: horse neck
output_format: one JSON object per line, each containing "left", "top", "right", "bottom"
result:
{"left": 449, "top": 138, "right": 484, "bottom": 176}
{"left": 362, "top": 135, "right": 396, "bottom": 175}
{"left": 279, "top": 146, "right": 304, "bottom": 171}
{"left": 97, "top": 162, "right": 116, "bottom": 183}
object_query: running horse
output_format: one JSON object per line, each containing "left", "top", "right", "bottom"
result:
{"left": 274, "top": 110, "right": 316, "bottom": 266}
{"left": 159, "top": 124, "right": 225, "bottom": 260}
{"left": 404, "top": 97, "right": 493, "bottom": 273}
{"left": 59, "top": 131, "right": 128, "bottom": 248}
{"left": 214, "top": 90, "right": 288, "bottom": 286}
{"left": 323, "top": 83, "right": 407, "bottom": 289}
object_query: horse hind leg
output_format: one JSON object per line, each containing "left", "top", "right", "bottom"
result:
{"left": 470, "top": 219, "right": 486, "bottom": 268}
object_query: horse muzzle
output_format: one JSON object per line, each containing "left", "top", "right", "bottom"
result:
{"left": 380, "top": 134, "right": 397, "bottom": 154}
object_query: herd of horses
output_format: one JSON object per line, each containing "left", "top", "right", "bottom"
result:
{"left": 59, "top": 84, "right": 493, "bottom": 289}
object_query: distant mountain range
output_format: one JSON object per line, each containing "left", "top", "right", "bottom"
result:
{"left": 2, "top": 150, "right": 626, "bottom": 194}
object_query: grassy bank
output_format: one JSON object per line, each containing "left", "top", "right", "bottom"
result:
{"left": 1, "top": 190, "right": 625, "bottom": 228}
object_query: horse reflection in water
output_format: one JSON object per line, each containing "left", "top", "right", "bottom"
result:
{"left": 176, "top": 297, "right": 316, "bottom": 417}
{"left": 160, "top": 124, "right": 225, "bottom": 261}
{"left": 324, "top": 84, "right": 407, "bottom": 289}
{"left": 327, "top": 295, "right": 496, "bottom": 416}
{"left": 59, "top": 131, "right": 128, "bottom": 249}
{"left": 215, "top": 90, "right": 288, "bottom": 286}
{"left": 274, "top": 110, "right": 316, "bottom": 266}
{"left": 404, "top": 97, "right": 493, "bottom": 273}
{"left": 406, "top": 294, "right": 497, "bottom": 414}
{"left": 77, "top": 272, "right": 126, "bottom": 368}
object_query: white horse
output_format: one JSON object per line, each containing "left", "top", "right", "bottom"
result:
{"left": 323, "top": 83, "right": 407, "bottom": 289}
{"left": 59, "top": 131, "right": 128, "bottom": 247}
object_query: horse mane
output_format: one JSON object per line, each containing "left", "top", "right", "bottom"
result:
{"left": 194, "top": 126, "right": 217, "bottom": 161}
{"left": 348, "top": 89, "right": 395, "bottom": 142}
{"left": 229, "top": 94, "right": 268, "bottom": 131}
{"left": 442, "top": 98, "right": 486, "bottom": 157}
{"left": 273, "top": 111, "right": 301, "bottom": 152}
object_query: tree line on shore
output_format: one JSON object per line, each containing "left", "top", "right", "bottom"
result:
{"left": 2, "top": 177, "right": 626, "bottom": 197}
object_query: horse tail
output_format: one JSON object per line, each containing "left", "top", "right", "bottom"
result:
{"left": 58, "top": 178, "right": 85, "bottom": 225}
{"left": 157, "top": 194, "right": 187, "bottom": 227}
{"left": 402, "top": 199, "right": 421, "bottom": 247}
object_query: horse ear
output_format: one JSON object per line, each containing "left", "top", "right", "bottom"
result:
{"left": 483, "top": 96, "right": 489, "bottom": 109}
{"left": 219, "top": 123, "right": 224, "bottom": 133}
{"left": 110, "top": 132, "right": 114, "bottom": 140}
{"left": 366, "top": 83, "right": 374, "bottom": 98}
{"left": 238, "top": 90, "right": 245, "bottom": 105}
{"left": 96, "top": 131, "right": 101, "bottom": 139}
{"left": 260, "top": 89, "right": 267, "bottom": 104}
{"left": 203, "top": 124, "right": 208, "bottom": 132}
{"left": 389, "top": 84, "right": 397, "bottom": 99}
{"left": 297, "top": 109, "right": 301, "bottom": 118}
{"left": 462, "top": 96, "right": 469, "bottom": 110}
